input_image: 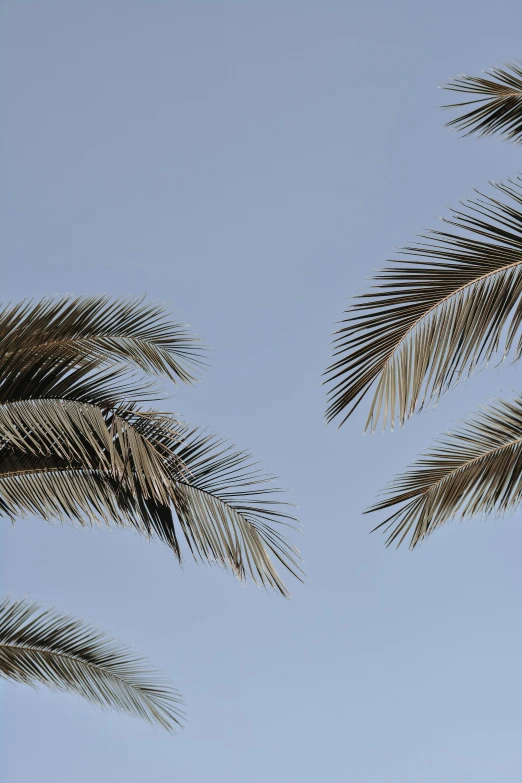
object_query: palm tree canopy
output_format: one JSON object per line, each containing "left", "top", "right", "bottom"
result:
{"left": 368, "top": 395, "right": 522, "bottom": 549}
{"left": 0, "top": 596, "right": 184, "bottom": 731}
{"left": 442, "top": 61, "right": 522, "bottom": 144}
{"left": 0, "top": 295, "right": 302, "bottom": 596}
{"left": 325, "top": 177, "right": 522, "bottom": 431}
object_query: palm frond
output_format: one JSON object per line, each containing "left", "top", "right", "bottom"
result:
{"left": 0, "top": 423, "right": 302, "bottom": 594}
{"left": 0, "top": 295, "right": 205, "bottom": 386}
{"left": 0, "top": 399, "right": 184, "bottom": 506}
{"left": 325, "top": 176, "right": 522, "bottom": 430}
{"left": 170, "top": 426, "right": 303, "bottom": 596}
{"left": 0, "top": 294, "right": 300, "bottom": 593}
{"left": 442, "top": 62, "right": 522, "bottom": 143}
{"left": 0, "top": 596, "right": 184, "bottom": 730}
{"left": 368, "top": 395, "right": 522, "bottom": 548}
{"left": 0, "top": 451, "right": 183, "bottom": 557}
{"left": 0, "top": 356, "right": 161, "bottom": 408}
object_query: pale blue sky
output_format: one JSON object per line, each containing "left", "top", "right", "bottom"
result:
{"left": 2, "top": 1, "right": 522, "bottom": 781}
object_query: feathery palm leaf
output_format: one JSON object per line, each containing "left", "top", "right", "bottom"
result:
{"left": 368, "top": 395, "right": 522, "bottom": 548}
{"left": 0, "top": 294, "right": 300, "bottom": 593}
{"left": 0, "top": 596, "right": 184, "bottom": 730}
{"left": 0, "top": 451, "right": 185, "bottom": 555}
{"left": 0, "top": 295, "right": 204, "bottom": 387}
{"left": 442, "top": 62, "right": 522, "bottom": 143}
{"left": 0, "top": 423, "right": 301, "bottom": 595}
{"left": 171, "top": 426, "right": 302, "bottom": 595}
{"left": 325, "top": 176, "right": 522, "bottom": 430}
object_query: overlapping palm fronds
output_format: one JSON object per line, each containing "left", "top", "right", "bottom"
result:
{"left": 327, "top": 59, "right": 522, "bottom": 548}
{"left": 2, "top": 294, "right": 302, "bottom": 725}
{"left": 0, "top": 295, "right": 301, "bottom": 594}
{"left": 442, "top": 62, "right": 522, "bottom": 143}
{"left": 325, "top": 176, "right": 522, "bottom": 431}
{"left": 0, "top": 596, "right": 184, "bottom": 731}
{"left": 368, "top": 396, "right": 522, "bottom": 548}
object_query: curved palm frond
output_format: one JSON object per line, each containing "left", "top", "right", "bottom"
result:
{"left": 0, "top": 295, "right": 205, "bottom": 387}
{"left": 368, "top": 395, "right": 522, "bottom": 548}
{"left": 171, "top": 426, "right": 302, "bottom": 596}
{"left": 0, "top": 423, "right": 302, "bottom": 595}
{"left": 0, "top": 451, "right": 184, "bottom": 556}
{"left": 0, "top": 357, "right": 161, "bottom": 408}
{"left": 442, "top": 62, "right": 522, "bottom": 143}
{"left": 0, "top": 294, "right": 301, "bottom": 593}
{"left": 325, "top": 176, "right": 522, "bottom": 430}
{"left": 0, "top": 596, "right": 184, "bottom": 731}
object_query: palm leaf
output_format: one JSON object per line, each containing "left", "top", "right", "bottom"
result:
{"left": 0, "top": 451, "right": 183, "bottom": 556}
{"left": 0, "top": 595, "right": 184, "bottom": 730}
{"left": 368, "top": 395, "right": 522, "bottom": 548}
{"left": 442, "top": 62, "right": 522, "bottom": 143}
{"left": 171, "top": 426, "right": 303, "bottom": 596}
{"left": 0, "top": 425, "right": 302, "bottom": 595}
{"left": 0, "top": 294, "right": 300, "bottom": 593}
{"left": 0, "top": 295, "right": 205, "bottom": 387}
{"left": 0, "top": 399, "right": 184, "bottom": 506}
{"left": 325, "top": 176, "right": 522, "bottom": 430}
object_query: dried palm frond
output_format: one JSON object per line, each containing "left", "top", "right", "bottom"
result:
{"left": 442, "top": 62, "right": 522, "bottom": 143}
{"left": 368, "top": 395, "right": 522, "bottom": 548}
{"left": 0, "top": 595, "right": 184, "bottom": 731}
{"left": 325, "top": 176, "right": 522, "bottom": 430}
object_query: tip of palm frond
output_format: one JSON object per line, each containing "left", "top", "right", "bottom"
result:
{"left": 0, "top": 595, "right": 185, "bottom": 732}
{"left": 440, "top": 61, "right": 522, "bottom": 143}
{"left": 365, "top": 394, "right": 522, "bottom": 549}
{"left": 166, "top": 423, "right": 304, "bottom": 595}
{"left": 0, "top": 294, "right": 208, "bottom": 390}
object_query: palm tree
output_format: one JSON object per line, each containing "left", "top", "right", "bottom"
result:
{"left": 325, "top": 61, "right": 522, "bottom": 548}
{"left": 1, "top": 295, "right": 301, "bottom": 727}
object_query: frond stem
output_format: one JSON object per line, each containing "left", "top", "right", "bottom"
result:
{"left": 370, "top": 256, "right": 522, "bottom": 380}
{"left": 405, "top": 433, "right": 522, "bottom": 501}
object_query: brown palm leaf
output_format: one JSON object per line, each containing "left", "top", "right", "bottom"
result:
{"left": 367, "top": 395, "right": 522, "bottom": 548}
{"left": 0, "top": 295, "right": 205, "bottom": 387}
{"left": 0, "top": 424, "right": 302, "bottom": 596}
{"left": 0, "top": 595, "right": 184, "bottom": 731}
{"left": 442, "top": 62, "right": 522, "bottom": 143}
{"left": 0, "top": 295, "right": 301, "bottom": 594}
{"left": 325, "top": 176, "right": 522, "bottom": 430}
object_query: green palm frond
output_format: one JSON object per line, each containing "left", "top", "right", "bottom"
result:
{"left": 442, "top": 62, "right": 522, "bottom": 143}
{"left": 0, "top": 295, "right": 205, "bottom": 387}
{"left": 325, "top": 176, "right": 522, "bottom": 430}
{"left": 0, "top": 596, "right": 184, "bottom": 731}
{"left": 368, "top": 395, "right": 522, "bottom": 548}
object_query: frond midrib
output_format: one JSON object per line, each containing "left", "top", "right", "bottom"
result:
{"left": 0, "top": 641, "right": 158, "bottom": 697}
{"left": 378, "top": 432, "right": 522, "bottom": 508}
{"left": 368, "top": 255, "right": 522, "bottom": 383}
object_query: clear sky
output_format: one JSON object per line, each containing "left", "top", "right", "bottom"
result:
{"left": 1, "top": 1, "right": 522, "bottom": 781}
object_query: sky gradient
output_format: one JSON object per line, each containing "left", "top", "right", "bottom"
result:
{"left": 2, "top": 1, "right": 522, "bottom": 781}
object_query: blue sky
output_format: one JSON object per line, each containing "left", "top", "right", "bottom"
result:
{"left": 1, "top": 1, "right": 522, "bottom": 781}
